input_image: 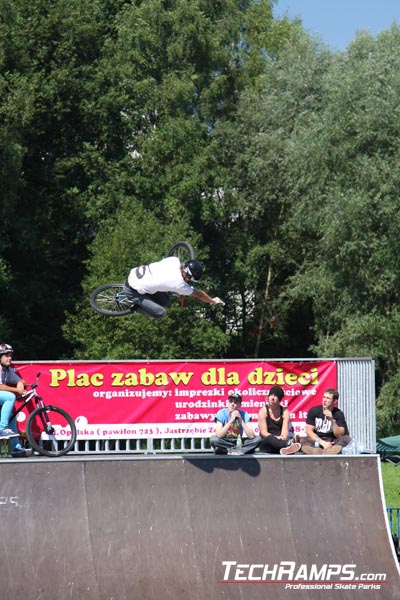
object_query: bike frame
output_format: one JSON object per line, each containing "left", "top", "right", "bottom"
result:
{"left": 6, "top": 373, "right": 77, "bottom": 457}
{"left": 10, "top": 386, "right": 43, "bottom": 424}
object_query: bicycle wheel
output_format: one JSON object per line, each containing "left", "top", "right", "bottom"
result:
{"left": 167, "top": 241, "right": 195, "bottom": 262}
{"left": 26, "top": 406, "right": 77, "bottom": 457}
{"left": 90, "top": 283, "right": 135, "bottom": 316}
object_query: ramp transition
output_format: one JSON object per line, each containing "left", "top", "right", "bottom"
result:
{"left": 0, "top": 455, "right": 398, "bottom": 599}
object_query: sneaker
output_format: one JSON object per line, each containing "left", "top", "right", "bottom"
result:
{"left": 301, "top": 445, "right": 323, "bottom": 455}
{"left": 11, "top": 448, "right": 33, "bottom": 458}
{"left": 323, "top": 445, "right": 342, "bottom": 455}
{"left": 0, "top": 428, "right": 19, "bottom": 439}
{"left": 280, "top": 442, "right": 302, "bottom": 455}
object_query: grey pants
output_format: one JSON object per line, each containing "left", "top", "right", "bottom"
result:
{"left": 124, "top": 281, "right": 172, "bottom": 318}
{"left": 210, "top": 434, "right": 262, "bottom": 454}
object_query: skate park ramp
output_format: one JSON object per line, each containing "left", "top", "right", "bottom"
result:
{"left": 0, "top": 454, "right": 398, "bottom": 600}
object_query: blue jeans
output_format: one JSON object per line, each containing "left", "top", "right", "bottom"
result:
{"left": 0, "top": 391, "right": 21, "bottom": 451}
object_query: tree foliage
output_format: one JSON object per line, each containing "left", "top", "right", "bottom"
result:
{"left": 204, "top": 27, "right": 400, "bottom": 433}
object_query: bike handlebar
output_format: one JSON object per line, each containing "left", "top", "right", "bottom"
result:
{"left": 19, "top": 372, "right": 41, "bottom": 396}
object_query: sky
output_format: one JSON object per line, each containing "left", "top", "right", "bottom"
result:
{"left": 274, "top": 0, "right": 400, "bottom": 50}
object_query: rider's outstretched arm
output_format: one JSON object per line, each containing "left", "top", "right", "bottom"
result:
{"left": 191, "top": 290, "right": 225, "bottom": 305}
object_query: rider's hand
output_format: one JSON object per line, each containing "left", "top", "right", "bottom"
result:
{"left": 16, "top": 381, "right": 25, "bottom": 394}
{"left": 212, "top": 297, "right": 225, "bottom": 306}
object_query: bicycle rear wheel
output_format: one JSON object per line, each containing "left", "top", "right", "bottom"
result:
{"left": 90, "top": 283, "right": 135, "bottom": 316}
{"left": 26, "top": 406, "right": 77, "bottom": 457}
{"left": 167, "top": 241, "right": 195, "bottom": 262}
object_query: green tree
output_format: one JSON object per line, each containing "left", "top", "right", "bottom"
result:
{"left": 207, "top": 25, "right": 400, "bottom": 433}
{"left": 0, "top": 0, "right": 121, "bottom": 356}
{"left": 64, "top": 0, "right": 295, "bottom": 359}
{"left": 278, "top": 29, "right": 400, "bottom": 434}
{"left": 0, "top": 0, "right": 295, "bottom": 358}
{"left": 204, "top": 31, "right": 332, "bottom": 357}
{"left": 63, "top": 200, "right": 229, "bottom": 358}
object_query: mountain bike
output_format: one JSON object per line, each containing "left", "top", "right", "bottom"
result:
{"left": 90, "top": 240, "right": 195, "bottom": 317}
{"left": 11, "top": 373, "right": 77, "bottom": 457}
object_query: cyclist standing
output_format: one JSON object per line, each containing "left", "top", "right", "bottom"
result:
{"left": 0, "top": 344, "right": 31, "bottom": 457}
{"left": 124, "top": 257, "right": 224, "bottom": 318}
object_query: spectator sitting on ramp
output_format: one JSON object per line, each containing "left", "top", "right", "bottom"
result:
{"left": 258, "top": 386, "right": 302, "bottom": 455}
{"left": 210, "top": 392, "right": 261, "bottom": 455}
{"left": 301, "top": 388, "right": 351, "bottom": 455}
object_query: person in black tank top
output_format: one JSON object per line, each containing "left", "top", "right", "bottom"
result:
{"left": 258, "top": 386, "right": 302, "bottom": 455}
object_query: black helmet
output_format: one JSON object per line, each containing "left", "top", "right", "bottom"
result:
{"left": 183, "top": 260, "right": 203, "bottom": 282}
{"left": 0, "top": 343, "right": 13, "bottom": 355}
{"left": 228, "top": 391, "right": 242, "bottom": 402}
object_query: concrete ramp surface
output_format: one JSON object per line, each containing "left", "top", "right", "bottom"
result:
{"left": 0, "top": 455, "right": 398, "bottom": 599}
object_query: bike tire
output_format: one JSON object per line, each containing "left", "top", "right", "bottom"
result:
{"left": 90, "top": 283, "right": 134, "bottom": 316}
{"left": 26, "top": 406, "right": 77, "bottom": 457}
{"left": 167, "top": 241, "right": 195, "bottom": 262}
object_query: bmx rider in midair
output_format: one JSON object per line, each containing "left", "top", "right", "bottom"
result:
{"left": 123, "top": 256, "right": 224, "bottom": 318}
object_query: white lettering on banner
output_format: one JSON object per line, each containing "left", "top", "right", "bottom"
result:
{"left": 174, "top": 388, "right": 225, "bottom": 398}
{"left": 93, "top": 389, "right": 172, "bottom": 400}
{"left": 16, "top": 359, "right": 337, "bottom": 441}
{"left": 175, "top": 412, "right": 215, "bottom": 421}
{"left": 285, "top": 388, "right": 317, "bottom": 396}
{"left": 174, "top": 387, "right": 285, "bottom": 399}
{"left": 174, "top": 398, "right": 266, "bottom": 409}
{"left": 75, "top": 423, "right": 216, "bottom": 439}
{"left": 175, "top": 411, "right": 259, "bottom": 421}
{"left": 175, "top": 400, "right": 226, "bottom": 409}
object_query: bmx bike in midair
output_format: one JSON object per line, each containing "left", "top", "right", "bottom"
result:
{"left": 90, "top": 241, "right": 195, "bottom": 317}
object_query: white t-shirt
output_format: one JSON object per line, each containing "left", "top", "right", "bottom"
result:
{"left": 127, "top": 256, "right": 194, "bottom": 296}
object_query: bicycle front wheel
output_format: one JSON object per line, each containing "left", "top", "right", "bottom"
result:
{"left": 167, "top": 241, "right": 195, "bottom": 262}
{"left": 26, "top": 406, "right": 77, "bottom": 457}
{"left": 90, "top": 283, "right": 135, "bottom": 316}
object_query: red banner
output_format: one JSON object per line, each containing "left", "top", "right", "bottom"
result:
{"left": 14, "top": 360, "right": 337, "bottom": 439}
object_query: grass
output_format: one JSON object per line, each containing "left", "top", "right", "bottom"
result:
{"left": 381, "top": 461, "right": 400, "bottom": 508}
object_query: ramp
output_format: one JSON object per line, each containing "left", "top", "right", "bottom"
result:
{"left": 0, "top": 455, "right": 398, "bottom": 599}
